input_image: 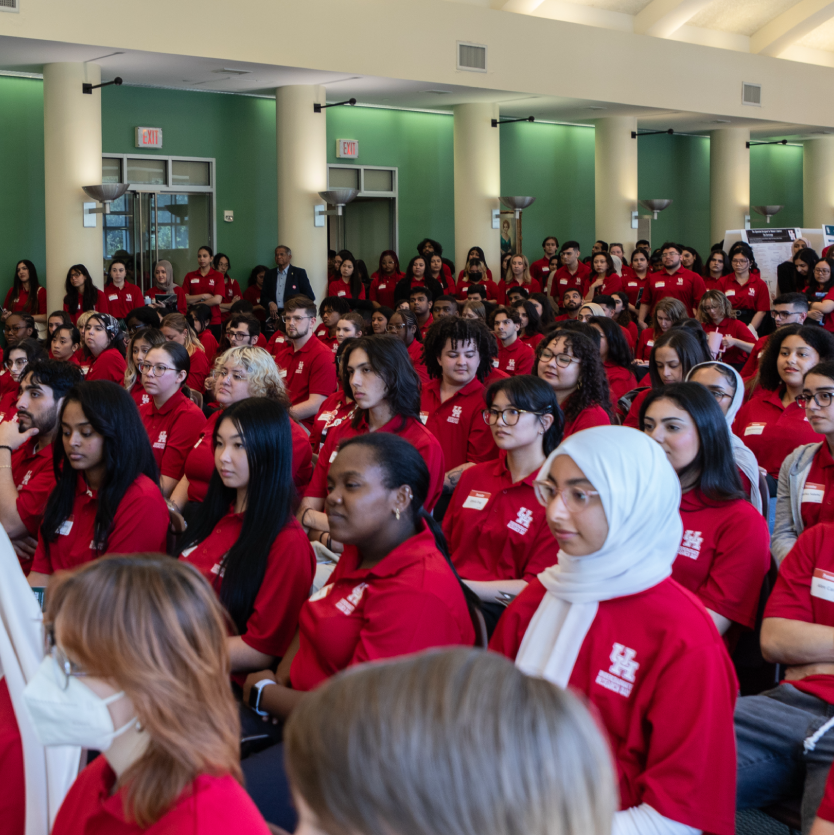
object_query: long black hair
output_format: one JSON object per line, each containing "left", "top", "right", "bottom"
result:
{"left": 639, "top": 383, "right": 745, "bottom": 502}
{"left": 64, "top": 264, "right": 99, "bottom": 314}
{"left": 589, "top": 316, "right": 632, "bottom": 368}
{"left": 423, "top": 317, "right": 494, "bottom": 383}
{"left": 394, "top": 256, "right": 445, "bottom": 304}
{"left": 11, "top": 260, "right": 42, "bottom": 315}
{"left": 530, "top": 292, "right": 556, "bottom": 330}
{"left": 536, "top": 329, "right": 613, "bottom": 422}
{"left": 485, "top": 375, "right": 564, "bottom": 455}
{"left": 337, "top": 432, "right": 482, "bottom": 621}
{"left": 512, "top": 300, "right": 543, "bottom": 338}
{"left": 648, "top": 328, "right": 710, "bottom": 389}
{"left": 247, "top": 265, "right": 269, "bottom": 289}
{"left": 177, "top": 398, "right": 295, "bottom": 634}
{"left": 104, "top": 258, "right": 129, "bottom": 286}
{"left": 342, "top": 335, "right": 421, "bottom": 430}
{"left": 41, "top": 381, "right": 160, "bottom": 556}
{"left": 758, "top": 324, "right": 834, "bottom": 391}
{"left": 337, "top": 255, "right": 365, "bottom": 300}
{"left": 806, "top": 255, "right": 834, "bottom": 301}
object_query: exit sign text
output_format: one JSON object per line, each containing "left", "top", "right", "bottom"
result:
{"left": 336, "top": 139, "right": 359, "bottom": 159}
{"left": 136, "top": 127, "right": 163, "bottom": 149}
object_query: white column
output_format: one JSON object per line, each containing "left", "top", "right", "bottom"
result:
{"left": 43, "top": 62, "right": 104, "bottom": 310}
{"left": 276, "top": 85, "right": 328, "bottom": 300}
{"left": 593, "top": 116, "right": 638, "bottom": 250}
{"left": 804, "top": 137, "right": 834, "bottom": 229}
{"left": 453, "top": 103, "right": 501, "bottom": 274}
{"left": 709, "top": 128, "right": 750, "bottom": 245}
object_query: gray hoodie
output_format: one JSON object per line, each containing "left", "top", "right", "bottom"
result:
{"left": 772, "top": 441, "right": 823, "bottom": 564}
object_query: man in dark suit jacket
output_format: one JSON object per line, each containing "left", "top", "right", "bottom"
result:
{"left": 261, "top": 245, "right": 316, "bottom": 317}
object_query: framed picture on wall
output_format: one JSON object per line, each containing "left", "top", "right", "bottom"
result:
{"left": 500, "top": 215, "right": 516, "bottom": 256}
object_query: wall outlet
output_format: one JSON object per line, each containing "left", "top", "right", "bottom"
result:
{"left": 224, "top": 210, "right": 234, "bottom": 223}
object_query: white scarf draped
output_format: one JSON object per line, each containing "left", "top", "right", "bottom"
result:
{"left": 516, "top": 426, "right": 682, "bottom": 687}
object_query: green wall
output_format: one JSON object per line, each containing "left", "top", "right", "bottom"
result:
{"left": 500, "top": 121, "right": 596, "bottom": 259}
{"left": 325, "top": 107, "right": 455, "bottom": 264}
{"left": 749, "top": 143, "right": 804, "bottom": 230}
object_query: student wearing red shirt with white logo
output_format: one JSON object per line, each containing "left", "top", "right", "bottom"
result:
{"left": 773, "top": 361, "right": 834, "bottom": 564}
{"left": 26, "top": 381, "right": 168, "bottom": 587}
{"left": 420, "top": 317, "right": 500, "bottom": 498}
{"left": 188, "top": 304, "right": 220, "bottom": 363}
{"left": 733, "top": 324, "right": 834, "bottom": 481}
{"left": 83, "top": 312, "right": 128, "bottom": 384}
{"left": 638, "top": 242, "right": 706, "bottom": 325}
{"left": 103, "top": 258, "right": 142, "bottom": 321}
{"left": 409, "top": 286, "right": 434, "bottom": 340}
{"left": 641, "top": 384, "right": 770, "bottom": 646}
{"left": 535, "top": 329, "right": 612, "bottom": 438}
{"left": 213, "top": 252, "right": 241, "bottom": 322}
{"left": 327, "top": 255, "right": 367, "bottom": 301}
{"left": 386, "top": 308, "right": 430, "bottom": 386}
{"left": 704, "top": 249, "right": 730, "bottom": 292}
{"left": 171, "top": 348, "right": 313, "bottom": 517}
{"left": 396, "top": 255, "right": 452, "bottom": 305}
{"left": 550, "top": 242, "right": 591, "bottom": 303}
{"left": 315, "top": 296, "right": 350, "bottom": 353}
{"left": 584, "top": 252, "right": 623, "bottom": 301}
{"left": 589, "top": 317, "right": 637, "bottom": 414}
{"left": 0, "top": 338, "right": 47, "bottom": 426}
{"left": 807, "top": 259, "right": 834, "bottom": 332}
{"left": 444, "top": 376, "right": 561, "bottom": 633}
{"left": 184, "top": 245, "right": 224, "bottom": 335}
{"left": 453, "top": 247, "right": 490, "bottom": 287}
{"left": 491, "top": 306, "right": 535, "bottom": 377}
{"left": 63, "top": 264, "right": 109, "bottom": 324}
{"left": 123, "top": 327, "right": 163, "bottom": 407}
{"left": 512, "top": 298, "right": 545, "bottom": 350}
{"left": 369, "top": 250, "right": 404, "bottom": 309}
{"left": 452, "top": 258, "right": 500, "bottom": 302}
{"left": 428, "top": 252, "right": 457, "bottom": 295}
{"left": 3, "top": 259, "right": 47, "bottom": 323}
{"left": 147, "top": 259, "right": 188, "bottom": 315}
{"left": 498, "top": 254, "right": 542, "bottom": 305}
{"left": 718, "top": 248, "right": 771, "bottom": 330}
{"left": 742, "top": 293, "right": 808, "bottom": 380}
{"left": 177, "top": 398, "right": 315, "bottom": 685}
{"left": 696, "top": 290, "right": 756, "bottom": 368}
{"left": 634, "top": 297, "right": 687, "bottom": 365}
{"left": 529, "top": 236, "right": 559, "bottom": 284}
{"left": 308, "top": 340, "right": 355, "bottom": 454}
{"left": 138, "top": 342, "right": 207, "bottom": 497}
{"left": 0, "top": 359, "right": 82, "bottom": 572}
{"left": 490, "top": 426, "right": 738, "bottom": 835}
{"left": 735, "top": 520, "right": 834, "bottom": 829}
{"left": 25, "top": 556, "right": 272, "bottom": 835}
{"left": 299, "top": 336, "right": 445, "bottom": 552}
{"left": 160, "top": 312, "right": 212, "bottom": 393}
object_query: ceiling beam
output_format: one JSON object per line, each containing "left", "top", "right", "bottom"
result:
{"left": 496, "top": 0, "right": 546, "bottom": 12}
{"left": 634, "top": 0, "right": 714, "bottom": 38}
{"left": 750, "top": 0, "right": 834, "bottom": 56}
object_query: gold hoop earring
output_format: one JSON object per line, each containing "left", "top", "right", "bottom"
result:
{"left": 394, "top": 508, "right": 401, "bottom": 520}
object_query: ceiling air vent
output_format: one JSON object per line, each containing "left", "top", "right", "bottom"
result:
{"left": 742, "top": 82, "right": 762, "bottom": 107}
{"left": 458, "top": 42, "right": 487, "bottom": 73}
{"left": 0, "top": 0, "right": 19, "bottom": 11}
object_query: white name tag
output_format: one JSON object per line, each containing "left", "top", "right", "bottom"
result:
{"left": 181, "top": 545, "right": 197, "bottom": 558}
{"left": 462, "top": 490, "right": 491, "bottom": 510}
{"left": 492, "top": 359, "right": 499, "bottom": 367}
{"left": 541, "top": 267, "right": 550, "bottom": 273}
{"left": 628, "top": 282, "right": 637, "bottom": 287}
{"left": 108, "top": 294, "right": 118, "bottom": 301}
{"left": 337, "top": 291, "right": 347, "bottom": 297}
{"left": 811, "top": 568, "right": 834, "bottom": 602}
{"left": 803, "top": 482, "right": 826, "bottom": 504}
{"left": 419, "top": 411, "right": 429, "bottom": 424}
{"left": 58, "top": 519, "right": 73, "bottom": 536}
{"left": 655, "top": 281, "right": 665, "bottom": 288}
{"left": 278, "top": 368, "right": 287, "bottom": 378}
{"left": 745, "top": 422, "right": 766, "bottom": 436}
{"left": 559, "top": 279, "right": 568, "bottom": 284}
{"left": 379, "top": 283, "right": 387, "bottom": 289}
{"left": 726, "top": 290, "right": 736, "bottom": 296}
{"left": 646, "top": 340, "right": 654, "bottom": 348}
{"left": 191, "top": 278, "right": 200, "bottom": 284}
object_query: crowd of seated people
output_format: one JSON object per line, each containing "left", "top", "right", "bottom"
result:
{"left": 3, "top": 232, "right": 834, "bottom": 835}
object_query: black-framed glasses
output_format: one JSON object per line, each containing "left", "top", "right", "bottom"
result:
{"left": 4, "top": 324, "right": 27, "bottom": 335}
{"left": 539, "top": 348, "right": 580, "bottom": 368}
{"left": 139, "top": 361, "right": 176, "bottom": 377}
{"left": 771, "top": 310, "right": 799, "bottom": 321}
{"left": 705, "top": 387, "right": 732, "bottom": 402}
{"left": 797, "top": 391, "right": 834, "bottom": 408}
{"left": 482, "top": 407, "right": 545, "bottom": 426}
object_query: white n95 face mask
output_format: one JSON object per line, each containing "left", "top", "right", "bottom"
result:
{"left": 22, "top": 655, "right": 138, "bottom": 750}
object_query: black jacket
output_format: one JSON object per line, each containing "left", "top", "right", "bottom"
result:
{"left": 262, "top": 265, "right": 315, "bottom": 308}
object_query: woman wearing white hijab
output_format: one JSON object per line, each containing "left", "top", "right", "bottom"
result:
{"left": 687, "top": 360, "right": 763, "bottom": 514}
{"left": 490, "top": 426, "right": 737, "bottom": 835}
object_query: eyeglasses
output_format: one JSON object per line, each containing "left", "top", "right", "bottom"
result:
{"left": 533, "top": 482, "right": 600, "bottom": 512}
{"left": 705, "top": 388, "right": 732, "bottom": 402}
{"left": 702, "top": 305, "right": 720, "bottom": 312}
{"left": 228, "top": 330, "right": 252, "bottom": 341}
{"left": 539, "top": 349, "right": 581, "bottom": 368}
{"left": 797, "top": 391, "right": 834, "bottom": 408}
{"left": 45, "top": 627, "right": 88, "bottom": 691}
{"left": 139, "top": 361, "right": 176, "bottom": 377}
{"left": 387, "top": 323, "right": 407, "bottom": 332}
{"left": 4, "top": 324, "right": 27, "bottom": 334}
{"left": 217, "top": 369, "right": 248, "bottom": 383}
{"left": 771, "top": 310, "right": 799, "bottom": 321}
{"left": 482, "top": 407, "right": 546, "bottom": 426}
{"left": 732, "top": 258, "right": 749, "bottom": 265}
{"left": 282, "top": 315, "right": 311, "bottom": 324}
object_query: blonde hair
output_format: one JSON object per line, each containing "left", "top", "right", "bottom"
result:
{"left": 46, "top": 555, "right": 240, "bottom": 827}
{"left": 651, "top": 297, "right": 687, "bottom": 336}
{"left": 161, "top": 312, "right": 205, "bottom": 356}
{"left": 462, "top": 300, "right": 486, "bottom": 321}
{"left": 124, "top": 328, "right": 166, "bottom": 391}
{"left": 212, "top": 346, "right": 290, "bottom": 405}
{"left": 285, "top": 648, "right": 616, "bottom": 835}
{"left": 76, "top": 310, "right": 96, "bottom": 333}
{"left": 505, "top": 254, "right": 533, "bottom": 286}
{"left": 696, "top": 289, "right": 735, "bottom": 324}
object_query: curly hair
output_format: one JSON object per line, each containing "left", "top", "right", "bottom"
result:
{"left": 536, "top": 330, "right": 613, "bottom": 423}
{"left": 423, "top": 317, "right": 495, "bottom": 383}
{"left": 758, "top": 323, "right": 834, "bottom": 392}
{"left": 696, "top": 290, "right": 735, "bottom": 324}
{"left": 210, "top": 346, "right": 290, "bottom": 405}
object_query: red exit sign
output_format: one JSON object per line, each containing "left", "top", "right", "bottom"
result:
{"left": 336, "top": 139, "right": 359, "bottom": 159}
{"left": 135, "top": 127, "right": 163, "bottom": 149}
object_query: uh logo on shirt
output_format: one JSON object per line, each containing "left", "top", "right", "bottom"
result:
{"left": 595, "top": 643, "right": 640, "bottom": 698}
{"left": 447, "top": 406, "right": 463, "bottom": 425}
{"left": 153, "top": 431, "right": 168, "bottom": 450}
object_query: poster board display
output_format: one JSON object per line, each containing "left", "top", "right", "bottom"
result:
{"left": 722, "top": 228, "right": 802, "bottom": 298}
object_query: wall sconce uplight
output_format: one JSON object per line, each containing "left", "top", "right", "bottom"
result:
{"left": 82, "top": 183, "right": 129, "bottom": 227}
{"left": 638, "top": 199, "right": 673, "bottom": 220}
{"left": 314, "top": 188, "right": 359, "bottom": 227}
{"left": 751, "top": 205, "right": 784, "bottom": 224}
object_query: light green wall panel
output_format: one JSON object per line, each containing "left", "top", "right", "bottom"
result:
{"left": 749, "top": 143, "right": 804, "bottom": 230}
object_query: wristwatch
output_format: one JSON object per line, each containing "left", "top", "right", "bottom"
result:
{"left": 249, "top": 679, "right": 277, "bottom": 716}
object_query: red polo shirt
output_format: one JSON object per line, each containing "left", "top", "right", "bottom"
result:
{"left": 327, "top": 278, "right": 366, "bottom": 300}
{"left": 51, "top": 756, "right": 271, "bottom": 835}
{"left": 549, "top": 265, "right": 590, "bottom": 301}
{"left": 418, "top": 314, "right": 434, "bottom": 341}
{"left": 740, "top": 334, "right": 769, "bottom": 380}
{"left": 800, "top": 442, "right": 834, "bottom": 530}
{"left": 490, "top": 578, "right": 737, "bottom": 835}
{"left": 220, "top": 277, "right": 242, "bottom": 321}
{"left": 183, "top": 410, "right": 313, "bottom": 502}
{"left": 314, "top": 323, "right": 339, "bottom": 353}
{"left": 702, "top": 318, "right": 756, "bottom": 367}
{"left": 497, "top": 279, "right": 542, "bottom": 305}
{"left": 30, "top": 474, "right": 167, "bottom": 574}
{"left": 4, "top": 285, "right": 46, "bottom": 314}
{"left": 305, "top": 413, "right": 444, "bottom": 510}
{"left": 198, "top": 329, "right": 219, "bottom": 363}
{"left": 0, "top": 384, "right": 19, "bottom": 424}
{"left": 407, "top": 338, "right": 430, "bottom": 386}
{"left": 765, "top": 523, "right": 834, "bottom": 704}
{"left": 675, "top": 490, "right": 770, "bottom": 630}
{"left": 275, "top": 335, "right": 338, "bottom": 429}
{"left": 309, "top": 390, "right": 355, "bottom": 452}
{"left": 290, "top": 524, "right": 475, "bottom": 691}
{"left": 443, "top": 454, "right": 557, "bottom": 581}
{"left": 521, "top": 332, "right": 544, "bottom": 350}
{"left": 642, "top": 269, "right": 706, "bottom": 314}
{"left": 180, "top": 514, "right": 314, "bottom": 661}
{"left": 496, "top": 337, "right": 535, "bottom": 376}
{"left": 11, "top": 438, "right": 55, "bottom": 556}
{"left": 147, "top": 284, "right": 188, "bottom": 315}
{"left": 733, "top": 387, "right": 824, "bottom": 478}
{"left": 718, "top": 274, "right": 770, "bottom": 313}
{"left": 420, "top": 377, "right": 498, "bottom": 470}
{"left": 586, "top": 274, "right": 623, "bottom": 298}
{"left": 604, "top": 363, "right": 637, "bottom": 409}
{"left": 184, "top": 268, "right": 225, "bottom": 324}
{"left": 140, "top": 390, "right": 207, "bottom": 481}
{"left": 530, "top": 257, "right": 554, "bottom": 284}
{"left": 242, "top": 285, "right": 265, "bottom": 321}
{"left": 184, "top": 348, "right": 211, "bottom": 393}
{"left": 635, "top": 329, "right": 656, "bottom": 362}
{"left": 622, "top": 276, "right": 648, "bottom": 308}
{"left": 562, "top": 400, "right": 611, "bottom": 438}
{"left": 63, "top": 290, "right": 109, "bottom": 324}
{"left": 86, "top": 347, "right": 126, "bottom": 384}
{"left": 369, "top": 272, "right": 404, "bottom": 308}
{"left": 623, "top": 387, "right": 651, "bottom": 429}
{"left": 103, "top": 282, "right": 143, "bottom": 320}
{"left": 454, "top": 277, "right": 500, "bottom": 301}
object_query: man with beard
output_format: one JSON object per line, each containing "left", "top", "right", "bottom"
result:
{"left": 0, "top": 359, "right": 83, "bottom": 571}
{"left": 555, "top": 289, "right": 584, "bottom": 322}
